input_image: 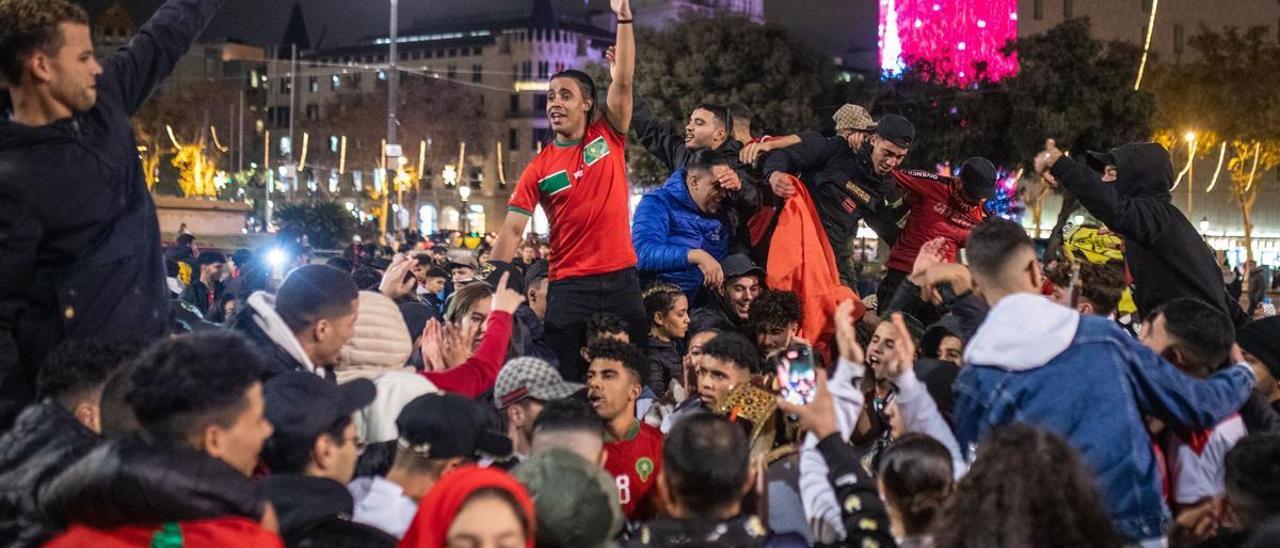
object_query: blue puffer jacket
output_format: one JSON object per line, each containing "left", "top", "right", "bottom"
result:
{"left": 953, "top": 294, "right": 1255, "bottom": 543}
{"left": 632, "top": 170, "right": 731, "bottom": 297}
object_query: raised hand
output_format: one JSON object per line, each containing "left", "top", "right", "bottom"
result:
{"left": 379, "top": 258, "right": 416, "bottom": 300}
{"left": 775, "top": 368, "right": 838, "bottom": 439}
{"left": 441, "top": 322, "right": 475, "bottom": 369}
{"left": 1034, "top": 138, "right": 1064, "bottom": 176}
{"left": 834, "top": 299, "right": 865, "bottom": 365}
{"left": 604, "top": 46, "right": 617, "bottom": 67}
{"left": 919, "top": 263, "right": 974, "bottom": 305}
{"left": 611, "top": 0, "right": 632, "bottom": 18}
{"left": 910, "top": 237, "right": 948, "bottom": 285}
{"left": 420, "top": 319, "right": 448, "bottom": 372}
{"left": 491, "top": 272, "right": 526, "bottom": 314}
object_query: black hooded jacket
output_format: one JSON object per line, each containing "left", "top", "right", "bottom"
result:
{"left": 39, "top": 438, "right": 262, "bottom": 532}
{"left": 0, "top": 0, "right": 223, "bottom": 428}
{"left": 1050, "top": 142, "right": 1245, "bottom": 324}
{"left": 0, "top": 403, "right": 99, "bottom": 548}
{"left": 226, "top": 292, "right": 314, "bottom": 381}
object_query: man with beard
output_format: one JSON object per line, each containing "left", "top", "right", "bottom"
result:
{"left": 690, "top": 254, "right": 765, "bottom": 339}
{"left": 0, "top": 0, "right": 225, "bottom": 429}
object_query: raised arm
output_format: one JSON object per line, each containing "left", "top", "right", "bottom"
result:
{"left": 630, "top": 95, "right": 686, "bottom": 171}
{"left": 101, "top": 0, "right": 224, "bottom": 115}
{"left": 603, "top": 0, "right": 635, "bottom": 134}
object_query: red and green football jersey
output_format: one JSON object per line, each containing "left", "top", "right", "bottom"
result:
{"left": 508, "top": 118, "right": 637, "bottom": 281}
{"left": 604, "top": 421, "right": 664, "bottom": 520}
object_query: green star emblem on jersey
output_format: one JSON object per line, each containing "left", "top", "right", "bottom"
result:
{"left": 582, "top": 136, "right": 610, "bottom": 166}
{"left": 636, "top": 457, "right": 655, "bottom": 482}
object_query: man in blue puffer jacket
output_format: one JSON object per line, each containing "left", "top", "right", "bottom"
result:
{"left": 633, "top": 151, "right": 736, "bottom": 299}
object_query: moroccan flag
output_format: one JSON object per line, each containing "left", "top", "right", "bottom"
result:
{"left": 46, "top": 517, "right": 282, "bottom": 548}
{"left": 765, "top": 174, "right": 865, "bottom": 364}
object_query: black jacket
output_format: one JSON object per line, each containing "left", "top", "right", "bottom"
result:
{"left": 761, "top": 133, "right": 901, "bottom": 286}
{"left": 631, "top": 97, "right": 760, "bottom": 254}
{"left": 513, "top": 305, "right": 558, "bottom": 367}
{"left": 1051, "top": 143, "right": 1245, "bottom": 325}
{"left": 40, "top": 437, "right": 262, "bottom": 532}
{"left": 227, "top": 293, "right": 313, "bottom": 380}
{"left": 0, "top": 0, "right": 222, "bottom": 428}
{"left": 0, "top": 403, "right": 99, "bottom": 548}
{"left": 627, "top": 515, "right": 770, "bottom": 547}
{"left": 179, "top": 279, "right": 225, "bottom": 317}
{"left": 645, "top": 336, "right": 684, "bottom": 398}
{"left": 260, "top": 475, "right": 396, "bottom": 548}
{"left": 689, "top": 291, "right": 752, "bottom": 340}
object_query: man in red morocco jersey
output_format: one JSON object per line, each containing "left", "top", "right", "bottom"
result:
{"left": 882, "top": 158, "right": 997, "bottom": 301}
{"left": 491, "top": 0, "right": 647, "bottom": 382}
{"left": 585, "top": 338, "right": 663, "bottom": 521}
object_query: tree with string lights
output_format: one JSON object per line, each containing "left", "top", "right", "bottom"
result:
{"left": 1149, "top": 25, "right": 1280, "bottom": 308}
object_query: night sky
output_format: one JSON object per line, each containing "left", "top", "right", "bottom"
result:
{"left": 81, "top": 0, "right": 874, "bottom": 60}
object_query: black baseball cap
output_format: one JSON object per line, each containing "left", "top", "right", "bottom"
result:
{"left": 396, "top": 393, "right": 513, "bottom": 459}
{"left": 722, "top": 254, "right": 765, "bottom": 284}
{"left": 525, "top": 259, "right": 550, "bottom": 287}
{"left": 871, "top": 114, "right": 915, "bottom": 149}
{"left": 959, "top": 157, "right": 997, "bottom": 201}
{"left": 264, "top": 372, "right": 376, "bottom": 443}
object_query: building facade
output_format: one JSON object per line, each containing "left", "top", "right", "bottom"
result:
{"left": 261, "top": 0, "right": 621, "bottom": 236}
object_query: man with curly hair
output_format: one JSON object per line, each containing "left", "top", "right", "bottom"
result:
{"left": 0, "top": 0, "right": 225, "bottom": 429}
{"left": 749, "top": 290, "right": 804, "bottom": 358}
{"left": 1047, "top": 261, "right": 1127, "bottom": 318}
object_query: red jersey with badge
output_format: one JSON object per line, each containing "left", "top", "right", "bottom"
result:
{"left": 509, "top": 118, "right": 637, "bottom": 281}
{"left": 886, "top": 169, "right": 987, "bottom": 272}
{"left": 604, "top": 421, "right": 664, "bottom": 520}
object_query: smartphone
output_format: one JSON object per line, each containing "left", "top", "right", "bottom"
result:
{"left": 777, "top": 347, "right": 817, "bottom": 406}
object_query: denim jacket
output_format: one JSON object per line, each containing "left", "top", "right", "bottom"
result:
{"left": 953, "top": 294, "right": 1255, "bottom": 542}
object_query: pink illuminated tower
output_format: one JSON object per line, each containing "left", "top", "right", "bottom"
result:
{"left": 878, "top": 0, "right": 1020, "bottom": 83}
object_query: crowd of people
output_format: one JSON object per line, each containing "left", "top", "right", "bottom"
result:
{"left": 4, "top": 0, "right": 1280, "bottom": 547}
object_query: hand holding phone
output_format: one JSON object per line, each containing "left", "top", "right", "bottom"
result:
{"left": 776, "top": 346, "right": 817, "bottom": 406}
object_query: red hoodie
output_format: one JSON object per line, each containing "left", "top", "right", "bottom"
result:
{"left": 886, "top": 170, "right": 987, "bottom": 273}
{"left": 400, "top": 466, "right": 536, "bottom": 548}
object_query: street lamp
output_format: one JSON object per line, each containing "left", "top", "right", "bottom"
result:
{"left": 458, "top": 183, "right": 472, "bottom": 235}
{"left": 1199, "top": 216, "right": 1210, "bottom": 234}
